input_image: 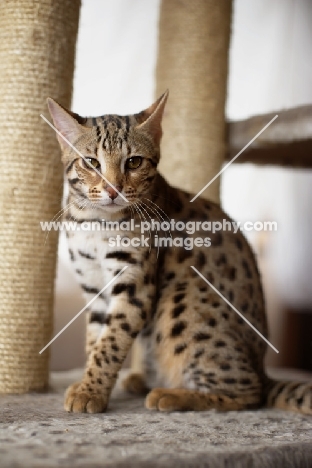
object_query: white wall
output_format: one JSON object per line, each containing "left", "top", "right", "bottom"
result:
{"left": 223, "top": 0, "right": 312, "bottom": 307}
{"left": 50, "top": 0, "right": 312, "bottom": 370}
{"left": 72, "top": 0, "right": 160, "bottom": 115}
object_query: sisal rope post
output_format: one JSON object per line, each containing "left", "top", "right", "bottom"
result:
{"left": 0, "top": 0, "right": 80, "bottom": 393}
{"left": 156, "top": 0, "right": 232, "bottom": 203}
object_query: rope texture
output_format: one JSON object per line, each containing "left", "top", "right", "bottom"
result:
{"left": 156, "top": 0, "right": 232, "bottom": 203}
{"left": 0, "top": 0, "right": 80, "bottom": 393}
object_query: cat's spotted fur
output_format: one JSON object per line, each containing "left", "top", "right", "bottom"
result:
{"left": 48, "top": 92, "right": 311, "bottom": 415}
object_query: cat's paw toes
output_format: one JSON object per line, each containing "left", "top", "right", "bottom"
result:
{"left": 122, "top": 373, "right": 149, "bottom": 395}
{"left": 145, "top": 388, "right": 195, "bottom": 412}
{"left": 64, "top": 382, "right": 107, "bottom": 414}
{"left": 145, "top": 388, "right": 162, "bottom": 410}
{"left": 145, "top": 388, "right": 178, "bottom": 411}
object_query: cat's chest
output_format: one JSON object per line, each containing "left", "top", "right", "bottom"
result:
{"left": 67, "top": 228, "right": 153, "bottom": 280}
{"left": 68, "top": 230, "right": 111, "bottom": 261}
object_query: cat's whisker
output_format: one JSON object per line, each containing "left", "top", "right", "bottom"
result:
{"left": 129, "top": 205, "right": 135, "bottom": 224}
{"left": 131, "top": 204, "right": 140, "bottom": 227}
{"left": 143, "top": 200, "right": 175, "bottom": 256}
{"left": 143, "top": 197, "right": 171, "bottom": 224}
{"left": 140, "top": 201, "right": 168, "bottom": 258}
{"left": 65, "top": 198, "right": 90, "bottom": 224}
{"left": 78, "top": 199, "right": 90, "bottom": 213}
{"left": 49, "top": 198, "right": 78, "bottom": 224}
{"left": 132, "top": 203, "right": 146, "bottom": 246}
{"left": 43, "top": 198, "right": 83, "bottom": 247}
{"left": 132, "top": 202, "right": 141, "bottom": 221}
{"left": 136, "top": 202, "right": 153, "bottom": 254}
{"left": 134, "top": 202, "right": 152, "bottom": 251}
{"left": 139, "top": 200, "right": 161, "bottom": 243}
{"left": 139, "top": 202, "right": 160, "bottom": 258}
{"left": 140, "top": 200, "right": 161, "bottom": 226}
{"left": 141, "top": 200, "right": 173, "bottom": 244}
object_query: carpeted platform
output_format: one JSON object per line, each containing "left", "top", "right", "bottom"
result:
{"left": 0, "top": 369, "right": 312, "bottom": 468}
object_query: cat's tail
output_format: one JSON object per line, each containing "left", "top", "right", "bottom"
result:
{"left": 265, "top": 378, "right": 312, "bottom": 415}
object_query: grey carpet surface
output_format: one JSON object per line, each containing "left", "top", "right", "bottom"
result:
{"left": 0, "top": 369, "right": 312, "bottom": 468}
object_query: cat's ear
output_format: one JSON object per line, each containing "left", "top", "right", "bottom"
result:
{"left": 47, "top": 98, "right": 85, "bottom": 151}
{"left": 135, "top": 90, "right": 169, "bottom": 145}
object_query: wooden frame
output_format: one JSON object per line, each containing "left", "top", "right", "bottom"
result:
{"left": 226, "top": 105, "right": 312, "bottom": 168}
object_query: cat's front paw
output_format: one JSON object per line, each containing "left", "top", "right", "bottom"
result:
{"left": 64, "top": 382, "right": 107, "bottom": 413}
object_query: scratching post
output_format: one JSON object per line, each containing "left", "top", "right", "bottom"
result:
{"left": 156, "top": 0, "right": 232, "bottom": 203}
{"left": 0, "top": 0, "right": 80, "bottom": 393}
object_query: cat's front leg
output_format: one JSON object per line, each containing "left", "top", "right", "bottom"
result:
{"left": 65, "top": 264, "right": 154, "bottom": 413}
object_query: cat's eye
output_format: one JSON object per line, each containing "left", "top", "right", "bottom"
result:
{"left": 84, "top": 157, "right": 101, "bottom": 170}
{"left": 126, "top": 156, "right": 142, "bottom": 170}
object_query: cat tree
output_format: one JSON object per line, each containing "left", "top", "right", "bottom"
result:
{"left": 0, "top": 0, "right": 80, "bottom": 393}
{"left": 156, "top": 0, "right": 232, "bottom": 204}
{"left": 0, "top": 3, "right": 311, "bottom": 468}
{"left": 0, "top": 0, "right": 230, "bottom": 394}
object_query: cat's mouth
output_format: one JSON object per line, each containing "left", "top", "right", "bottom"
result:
{"left": 104, "top": 202, "right": 118, "bottom": 208}
{"left": 97, "top": 200, "right": 128, "bottom": 212}
{"left": 88, "top": 198, "right": 119, "bottom": 206}
{"left": 87, "top": 196, "right": 128, "bottom": 212}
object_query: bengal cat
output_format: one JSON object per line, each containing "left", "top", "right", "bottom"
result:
{"left": 47, "top": 92, "right": 311, "bottom": 415}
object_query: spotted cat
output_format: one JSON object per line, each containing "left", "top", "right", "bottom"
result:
{"left": 48, "top": 92, "right": 311, "bottom": 415}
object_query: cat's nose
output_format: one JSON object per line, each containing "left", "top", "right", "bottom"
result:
{"left": 106, "top": 185, "right": 122, "bottom": 200}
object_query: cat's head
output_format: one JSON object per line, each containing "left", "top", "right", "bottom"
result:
{"left": 47, "top": 91, "right": 168, "bottom": 214}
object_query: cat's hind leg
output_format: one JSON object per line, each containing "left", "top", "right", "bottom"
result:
{"left": 122, "top": 373, "right": 149, "bottom": 395}
{"left": 145, "top": 388, "right": 261, "bottom": 412}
